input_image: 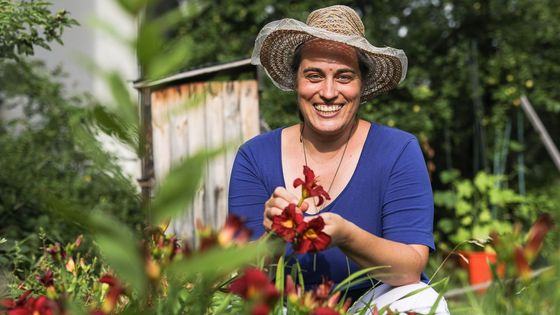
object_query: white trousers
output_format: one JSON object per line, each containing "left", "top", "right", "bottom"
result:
{"left": 347, "top": 282, "right": 450, "bottom": 314}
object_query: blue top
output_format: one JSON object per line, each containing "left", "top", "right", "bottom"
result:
{"left": 228, "top": 123, "right": 434, "bottom": 296}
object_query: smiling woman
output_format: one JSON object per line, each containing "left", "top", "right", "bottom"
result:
{"left": 229, "top": 5, "right": 449, "bottom": 314}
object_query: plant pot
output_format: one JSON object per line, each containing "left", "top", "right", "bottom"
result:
{"left": 457, "top": 251, "right": 503, "bottom": 292}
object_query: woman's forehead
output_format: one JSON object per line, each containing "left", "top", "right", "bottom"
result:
{"left": 300, "top": 39, "right": 359, "bottom": 69}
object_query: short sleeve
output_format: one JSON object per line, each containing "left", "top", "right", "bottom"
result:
{"left": 381, "top": 139, "right": 435, "bottom": 251}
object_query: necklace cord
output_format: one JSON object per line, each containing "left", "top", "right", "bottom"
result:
{"left": 300, "top": 119, "right": 357, "bottom": 210}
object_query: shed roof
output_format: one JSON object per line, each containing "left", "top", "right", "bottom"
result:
{"left": 133, "top": 58, "right": 254, "bottom": 89}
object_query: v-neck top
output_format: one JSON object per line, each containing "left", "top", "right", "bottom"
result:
{"left": 228, "top": 122, "right": 434, "bottom": 293}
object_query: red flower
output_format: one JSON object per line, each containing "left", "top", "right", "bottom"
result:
{"left": 0, "top": 291, "right": 61, "bottom": 315}
{"left": 524, "top": 213, "right": 554, "bottom": 262}
{"left": 37, "top": 270, "right": 54, "bottom": 288}
{"left": 293, "top": 166, "right": 331, "bottom": 207}
{"left": 294, "top": 216, "right": 331, "bottom": 254}
{"left": 229, "top": 268, "right": 279, "bottom": 306}
{"left": 271, "top": 203, "right": 306, "bottom": 242}
{"left": 218, "top": 214, "right": 252, "bottom": 246}
{"left": 313, "top": 278, "right": 334, "bottom": 302}
{"left": 251, "top": 303, "right": 270, "bottom": 315}
{"left": 99, "top": 274, "right": 125, "bottom": 313}
{"left": 514, "top": 246, "right": 531, "bottom": 279}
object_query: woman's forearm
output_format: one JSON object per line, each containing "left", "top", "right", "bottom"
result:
{"left": 337, "top": 220, "right": 429, "bottom": 286}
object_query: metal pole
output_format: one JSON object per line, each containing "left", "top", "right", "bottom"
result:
{"left": 520, "top": 95, "right": 560, "bottom": 173}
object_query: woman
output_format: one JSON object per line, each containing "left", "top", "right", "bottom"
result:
{"left": 229, "top": 5, "right": 449, "bottom": 314}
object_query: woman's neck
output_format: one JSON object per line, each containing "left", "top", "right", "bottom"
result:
{"left": 300, "top": 119, "right": 359, "bottom": 156}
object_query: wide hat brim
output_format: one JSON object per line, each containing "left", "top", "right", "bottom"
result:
{"left": 251, "top": 18, "right": 408, "bottom": 101}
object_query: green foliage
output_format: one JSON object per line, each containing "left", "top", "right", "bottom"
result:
{"left": 434, "top": 170, "right": 528, "bottom": 250}
{"left": 0, "top": 59, "right": 141, "bottom": 276}
{"left": 0, "top": 0, "right": 78, "bottom": 58}
{"left": 164, "top": 0, "right": 560, "bottom": 195}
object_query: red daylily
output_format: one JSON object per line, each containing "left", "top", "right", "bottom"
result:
{"left": 37, "top": 270, "right": 54, "bottom": 288}
{"left": 218, "top": 214, "right": 252, "bottom": 247}
{"left": 250, "top": 303, "right": 271, "bottom": 315}
{"left": 524, "top": 213, "right": 554, "bottom": 262}
{"left": 293, "top": 165, "right": 331, "bottom": 207}
{"left": 229, "top": 267, "right": 279, "bottom": 306}
{"left": 294, "top": 216, "right": 331, "bottom": 254}
{"left": 45, "top": 243, "right": 65, "bottom": 261}
{"left": 196, "top": 219, "right": 218, "bottom": 251}
{"left": 313, "top": 278, "right": 334, "bottom": 302}
{"left": 99, "top": 274, "right": 125, "bottom": 313}
{"left": 0, "top": 290, "right": 61, "bottom": 315}
{"left": 271, "top": 203, "right": 306, "bottom": 242}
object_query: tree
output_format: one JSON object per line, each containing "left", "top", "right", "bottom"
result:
{"left": 0, "top": 1, "right": 140, "bottom": 275}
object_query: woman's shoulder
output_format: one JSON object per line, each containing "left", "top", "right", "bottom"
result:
{"left": 370, "top": 123, "right": 418, "bottom": 144}
{"left": 237, "top": 127, "right": 284, "bottom": 160}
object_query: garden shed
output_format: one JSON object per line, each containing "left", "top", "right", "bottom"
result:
{"left": 134, "top": 58, "right": 260, "bottom": 241}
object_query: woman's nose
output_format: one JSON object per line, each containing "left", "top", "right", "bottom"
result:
{"left": 319, "top": 79, "right": 338, "bottom": 100}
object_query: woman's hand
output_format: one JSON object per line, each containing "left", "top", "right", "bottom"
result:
{"left": 263, "top": 187, "right": 308, "bottom": 231}
{"left": 315, "top": 212, "right": 352, "bottom": 247}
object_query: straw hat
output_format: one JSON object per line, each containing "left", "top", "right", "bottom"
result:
{"left": 251, "top": 5, "right": 408, "bottom": 101}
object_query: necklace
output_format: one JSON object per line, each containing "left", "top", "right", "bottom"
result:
{"left": 300, "top": 120, "right": 356, "bottom": 210}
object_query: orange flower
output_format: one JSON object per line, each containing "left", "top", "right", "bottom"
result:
{"left": 294, "top": 216, "right": 331, "bottom": 254}
{"left": 293, "top": 165, "right": 331, "bottom": 207}
{"left": 271, "top": 203, "right": 306, "bottom": 242}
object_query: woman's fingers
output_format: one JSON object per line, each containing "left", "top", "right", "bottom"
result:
{"left": 263, "top": 187, "right": 301, "bottom": 231}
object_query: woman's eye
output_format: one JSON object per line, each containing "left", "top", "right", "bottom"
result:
{"left": 337, "top": 74, "right": 355, "bottom": 82}
{"left": 306, "top": 74, "right": 322, "bottom": 81}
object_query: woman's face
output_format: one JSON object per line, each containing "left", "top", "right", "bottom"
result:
{"left": 296, "top": 39, "right": 362, "bottom": 137}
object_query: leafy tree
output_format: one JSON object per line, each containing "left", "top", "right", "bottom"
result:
{"left": 0, "top": 0, "right": 77, "bottom": 58}
{"left": 0, "top": 1, "right": 140, "bottom": 275}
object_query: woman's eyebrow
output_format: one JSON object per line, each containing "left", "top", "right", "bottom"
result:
{"left": 302, "top": 67, "right": 323, "bottom": 73}
{"left": 335, "top": 68, "right": 357, "bottom": 74}
{"left": 302, "top": 67, "right": 357, "bottom": 74}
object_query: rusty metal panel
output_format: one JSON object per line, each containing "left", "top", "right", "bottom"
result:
{"left": 150, "top": 80, "right": 259, "bottom": 241}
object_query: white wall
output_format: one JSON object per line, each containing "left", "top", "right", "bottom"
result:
{"left": 34, "top": 0, "right": 140, "bottom": 182}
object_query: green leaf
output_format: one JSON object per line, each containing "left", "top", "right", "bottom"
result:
{"left": 455, "top": 200, "right": 473, "bottom": 216}
{"left": 116, "top": 0, "right": 151, "bottom": 15}
{"left": 439, "top": 169, "right": 461, "bottom": 184}
{"left": 474, "top": 172, "right": 495, "bottom": 193}
{"left": 150, "top": 146, "right": 225, "bottom": 225}
{"left": 456, "top": 181, "right": 474, "bottom": 198}
{"left": 433, "top": 191, "right": 457, "bottom": 209}
{"left": 460, "top": 216, "right": 473, "bottom": 226}
{"left": 144, "top": 37, "right": 194, "bottom": 80}
{"left": 438, "top": 218, "right": 454, "bottom": 233}
{"left": 91, "top": 105, "right": 138, "bottom": 150}
{"left": 166, "top": 240, "right": 276, "bottom": 282}
{"left": 333, "top": 266, "right": 389, "bottom": 293}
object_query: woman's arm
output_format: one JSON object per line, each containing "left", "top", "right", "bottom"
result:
{"left": 320, "top": 139, "right": 434, "bottom": 286}
{"left": 321, "top": 213, "right": 428, "bottom": 286}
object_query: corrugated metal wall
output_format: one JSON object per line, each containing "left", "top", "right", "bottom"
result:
{"left": 150, "top": 80, "right": 259, "bottom": 241}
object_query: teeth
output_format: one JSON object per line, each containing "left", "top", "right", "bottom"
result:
{"left": 314, "top": 105, "right": 342, "bottom": 112}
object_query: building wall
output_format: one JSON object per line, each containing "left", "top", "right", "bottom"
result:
{"left": 34, "top": 0, "right": 140, "bottom": 181}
